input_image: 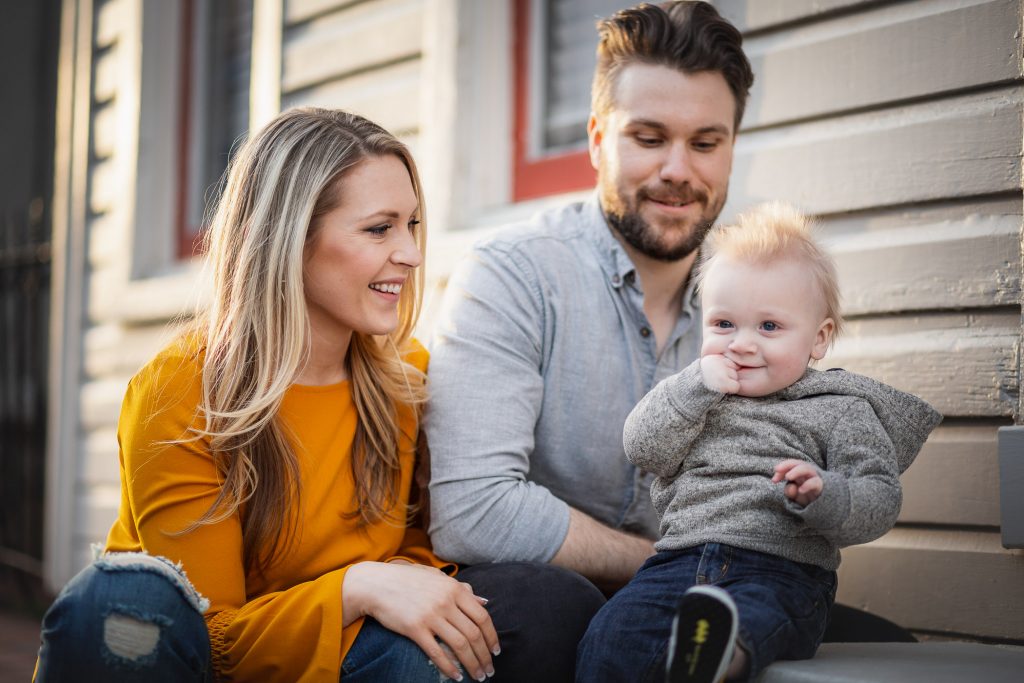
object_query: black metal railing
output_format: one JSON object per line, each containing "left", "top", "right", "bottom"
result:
{"left": 0, "top": 199, "right": 50, "bottom": 608}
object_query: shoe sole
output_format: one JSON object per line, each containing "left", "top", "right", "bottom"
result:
{"left": 666, "top": 585, "right": 738, "bottom": 683}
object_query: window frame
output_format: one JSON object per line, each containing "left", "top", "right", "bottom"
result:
{"left": 512, "top": 0, "right": 595, "bottom": 202}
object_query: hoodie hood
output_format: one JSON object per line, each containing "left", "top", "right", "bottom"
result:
{"left": 779, "top": 368, "right": 943, "bottom": 473}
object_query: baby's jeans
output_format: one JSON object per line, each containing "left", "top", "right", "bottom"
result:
{"left": 35, "top": 552, "right": 212, "bottom": 682}
{"left": 576, "top": 543, "right": 836, "bottom": 682}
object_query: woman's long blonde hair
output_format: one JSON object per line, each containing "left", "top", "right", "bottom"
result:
{"left": 186, "top": 108, "right": 427, "bottom": 575}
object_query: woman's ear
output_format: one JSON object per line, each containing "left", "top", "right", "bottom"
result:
{"left": 810, "top": 318, "right": 835, "bottom": 361}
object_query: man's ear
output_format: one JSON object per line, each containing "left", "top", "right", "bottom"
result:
{"left": 810, "top": 318, "right": 835, "bottom": 361}
{"left": 587, "top": 112, "right": 602, "bottom": 170}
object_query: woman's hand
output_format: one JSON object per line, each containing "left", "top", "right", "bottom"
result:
{"left": 343, "top": 561, "right": 499, "bottom": 681}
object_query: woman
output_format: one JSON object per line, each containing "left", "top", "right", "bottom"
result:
{"left": 36, "top": 108, "right": 498, "bottom": 682}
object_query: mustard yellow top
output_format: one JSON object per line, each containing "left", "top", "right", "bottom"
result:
{"left": 105, "top": 337, "right": 449, "bottom": 681}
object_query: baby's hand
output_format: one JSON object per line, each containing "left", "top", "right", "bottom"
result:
{"left": 772, "top": 459, "right": 823, "bottom": 507}
{"left": 700, "top": 354, "right": 741, "bottom": 394}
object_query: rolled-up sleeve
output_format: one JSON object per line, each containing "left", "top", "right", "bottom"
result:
{"left": 425, "top": 246, "right": 571, "bottom": 564}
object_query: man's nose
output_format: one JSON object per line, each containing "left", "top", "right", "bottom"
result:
{"left": 659, "top": 142, "right": 694, "bottom": 185}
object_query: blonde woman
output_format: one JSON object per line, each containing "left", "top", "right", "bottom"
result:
{"left": 35, "top": 108, "right": 498, "bottom": 682}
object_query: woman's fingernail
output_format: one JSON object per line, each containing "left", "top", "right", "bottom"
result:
{"left": 486, "top": 666, "right": 496, "bottom": 677}
{"left": 476, "top": 596, "right": 489, "bottom": 605}
{"left": 452, "top": 673, "right": 463, "bottom": 682}
{"left": 492, "top": 646, "right": 501, "bottom": 656}
{"left": 476, "top": 672, "right": 487, "bottom": 682}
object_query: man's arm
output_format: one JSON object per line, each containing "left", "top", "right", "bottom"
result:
{"left": 551, "top": 507, "right": 655, "bottom": 592}
{"left": 426, "top": 244, "right": 574, "bottom": 565}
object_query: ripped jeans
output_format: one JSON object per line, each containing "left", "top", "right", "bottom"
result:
{"left": 35, "top": 552, "right": 212, "bottom": 682}
{"left": 34, "top": 552, "right": 464, "bottom": 682}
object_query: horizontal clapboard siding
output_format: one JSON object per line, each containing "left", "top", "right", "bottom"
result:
{"left": 738, "top": 0, "right": 1022, "bottom": 129}
{"left": 838, "top": 528, "right": 1024, "bottom": 640}
{"left": 728, "top": 87, "right": 1021, "bottom": 216}
{"left": 280, "top": 0, "right": 424, "bottom": 136}
{"left": 898, "top": 421, "right": 1006, "bottom": 527}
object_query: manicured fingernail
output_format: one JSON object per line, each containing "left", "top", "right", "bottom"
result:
{"left": 486, "top": 666, "right": 496, "bottom": 677}
{"left": 492, "top": 646, "right": 501, "bottom": 656}
{"left": 476, "top": 672, "right": 487, "bottom": 682}
{"left": 453, "top": 673, "right": 463, "bottom": 682}
{"left": 476, "top": 596, "right": 489, "bottom": 605}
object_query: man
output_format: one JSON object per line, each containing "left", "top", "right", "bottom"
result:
{"left": 425, "top": 2, "right": 905, "bottom": 680}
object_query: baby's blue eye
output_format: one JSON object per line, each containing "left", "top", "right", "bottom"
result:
{"left": 715, "top": 320, "right": 734, "bottom": 329}
{"left": 761, "top": 321, "right": 778, "bottom": 332}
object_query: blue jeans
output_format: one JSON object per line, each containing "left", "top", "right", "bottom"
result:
{"left": 576, "top": 544, "right": 837, "bottom": 682}
{"left": 35, "top": 552, "right": 212, "bottom": 682}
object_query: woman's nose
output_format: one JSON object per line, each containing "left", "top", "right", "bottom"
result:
{"left": 391, "top": 230, "right": 422, "bottom": 268}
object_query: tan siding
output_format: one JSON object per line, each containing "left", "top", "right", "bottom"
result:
{"left": 899, "top": 422, "right": 1005, "bottom": 527}
{"left": 284, "top": 0, "right": 359, "bottom": 24}
{"left": 838, "top": 529, "right": 1024, "bottom": 639}
{"left": 715, "top": 0, "right": 880, "bottom": 32}
{"left": 825, "top": 311, "right": 1018, "bottom": 418}
{"left": 282, "top": 58, "right": 421, "bottom": 134}
{"left": 729, "top": 88, "right": 1022, "bottom": 216}
{"left": 825, "top": 199, "right": 1021, "bottom": 316}
{"left": 281, "top": 0, "right": 423, "bottom": 93}
{"left": 740, "top": 0, "right": 1022, "bottom": 129}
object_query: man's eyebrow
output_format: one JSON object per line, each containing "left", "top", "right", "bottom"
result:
{"left": 624, "top": 119, "right": 732, "bottom": 136}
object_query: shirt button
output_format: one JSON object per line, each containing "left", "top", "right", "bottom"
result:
{"left": 640, "top": 326, "right": 651, "bottom": 338}
{"left": 612, "top": 274, "right": 621, "bottom": 285}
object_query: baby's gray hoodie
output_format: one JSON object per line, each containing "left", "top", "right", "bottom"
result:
{"left": 625, "top": 360, "right": 942, "bottom": 571}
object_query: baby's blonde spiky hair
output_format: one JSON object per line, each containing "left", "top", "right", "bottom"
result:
{"left": 697, "top": 201, "right": 844, "bottom": 346}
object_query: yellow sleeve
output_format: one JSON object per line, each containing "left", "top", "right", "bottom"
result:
{"left": 111, "top": 354, "right": 346, "bottom": 681}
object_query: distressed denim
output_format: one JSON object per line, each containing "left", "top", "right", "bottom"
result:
{"left": 576, "top": 544, "right": 837, "bottom": 682}
{"left": 35, "top": 552, "right": 212, "bottom": 682}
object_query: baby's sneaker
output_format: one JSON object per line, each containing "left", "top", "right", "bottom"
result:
{"left": 666, "top": 585, "right": 738, "bottom": 683}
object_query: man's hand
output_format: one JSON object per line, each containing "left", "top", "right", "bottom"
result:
{"left": 772, "top": 459, "right": 823, "bottom": 507}
{"left": 700, "top": 354, "right": 740, "bottom": 394}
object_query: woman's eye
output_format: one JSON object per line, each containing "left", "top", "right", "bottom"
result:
{"left": 367, "top": 224, "right": 391, "bottom": 236}
{"left": 408, "top": 219, "right": 421, "bottom": 232}
{"left": 761, "top": 321, "right": 778, "bottom": 332}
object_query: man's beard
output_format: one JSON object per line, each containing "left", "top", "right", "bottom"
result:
{"left": 602, "top": 179, "right": 723, "bottom": 262}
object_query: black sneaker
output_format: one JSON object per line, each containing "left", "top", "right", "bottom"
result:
{"left": 666, "top": 585, "right": 738, "bottom": 683}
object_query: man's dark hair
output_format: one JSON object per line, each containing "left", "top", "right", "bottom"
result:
{"left": 591, "top": 1, "right": 755, "bottom": 130}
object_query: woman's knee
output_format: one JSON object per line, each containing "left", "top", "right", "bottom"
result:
{"left": 37, "top": 553, "right": 210, "bottom": 681}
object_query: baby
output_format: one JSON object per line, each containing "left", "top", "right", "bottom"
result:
{"left": 576, "top": 203, "right": 942, "bottom": 683}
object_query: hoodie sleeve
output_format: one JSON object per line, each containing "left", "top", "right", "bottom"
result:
{"left": 786, "top": 398, "right": 902, "bottom": 547}
{"left": 623, "top": 359, "right": 727, "bottom": 479}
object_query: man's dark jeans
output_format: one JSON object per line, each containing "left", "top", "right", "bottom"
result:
{"left": 457, "top": 562, "right": 606, "bottom": 682}
{"left": 575, "top": 544, "right": 836, "bottom": 682}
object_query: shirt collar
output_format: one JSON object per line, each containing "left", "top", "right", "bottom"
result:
{"left": 582, "top": 192, "right": 704, "bottom": 316}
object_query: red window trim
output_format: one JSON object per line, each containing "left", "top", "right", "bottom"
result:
{"left": 512, "top": 0, "right": 595, "bottom": 202}
{"left": 175, "top": 0, "right": 205, "bottom": 259}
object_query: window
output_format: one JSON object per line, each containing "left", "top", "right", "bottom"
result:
{"left": 513, "top": 0, "right": 623, "bottom": 201}
{"left": 177, "top": 0, "right": 253, "bottom": 257}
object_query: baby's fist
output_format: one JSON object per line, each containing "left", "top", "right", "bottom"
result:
{"left": 700, "top": 354, "right": 741, "bottom": 394}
